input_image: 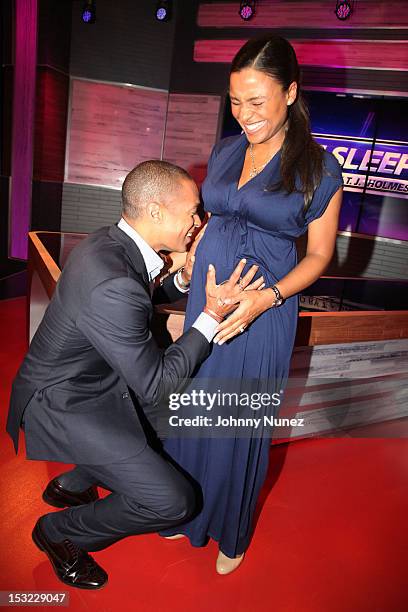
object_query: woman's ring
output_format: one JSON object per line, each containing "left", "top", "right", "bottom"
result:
{"left": 238, "top": 278, "right": 245, "bottom": 292}
{"left": 239, "top": 326, "right": 245, "bottom": 333}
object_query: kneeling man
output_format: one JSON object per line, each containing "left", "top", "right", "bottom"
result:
{"left": 6, "top": 161, "right": 260, "bottom": 589}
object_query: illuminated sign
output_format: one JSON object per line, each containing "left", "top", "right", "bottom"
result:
{"left": 314, "top": 134, "right": 408, "bottom": 200}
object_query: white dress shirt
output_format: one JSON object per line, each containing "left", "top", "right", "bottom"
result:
{"left": 117, "top": 218, "right": 218, "bottom": 342}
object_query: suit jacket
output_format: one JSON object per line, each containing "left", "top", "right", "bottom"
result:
{"left": 6, "top": 225, "right": 210, "bottom": 464}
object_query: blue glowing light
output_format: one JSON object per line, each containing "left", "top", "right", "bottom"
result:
{"left": 156, "top": 7, "right": 167, "bottom": 20}
{"left": 82, "top": 9, "right": 92, "bottom": 23}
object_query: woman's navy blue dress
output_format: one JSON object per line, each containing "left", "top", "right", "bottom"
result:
{"left": 162, "top": 134, "right": 343, "bottom": 557}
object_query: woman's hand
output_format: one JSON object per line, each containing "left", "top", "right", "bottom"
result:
{"left": 213, "top": 288, "right": 274, "bottom": 345}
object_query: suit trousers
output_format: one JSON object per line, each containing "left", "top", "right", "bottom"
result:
{"left": 42, "top": 443, "right": 198, "bottom": 552}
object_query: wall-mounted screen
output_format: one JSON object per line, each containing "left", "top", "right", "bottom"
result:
{"left": 221, "top": 92, "right": 408, "bottom": 241}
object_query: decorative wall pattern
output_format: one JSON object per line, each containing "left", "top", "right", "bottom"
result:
{"left": 163, "top": 93, "right": 221, "bottom": 186}
{"left": 194, "top": 39, "right": 408, "bottom": 71}
{"left": 61, "top": 184, "right": 121, "bottom": 233}
{"left": 65, "top": 79, "right": 168, "bottom": 189}
{"left": 34, "top": 68, "right": 69, "bottom": 182}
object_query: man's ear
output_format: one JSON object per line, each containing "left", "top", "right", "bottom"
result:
{"left": 146, "top": 201, "right": 162, "bottom": 223}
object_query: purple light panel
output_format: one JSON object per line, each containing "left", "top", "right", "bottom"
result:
{"left": 9, "top": 0, "right": 38, "bottom": 260}
{"left": 239, "top": 6, "right": 253, "bottom": 20}
{"left": 335, "top": 2, "right": 352, "bottom": 20}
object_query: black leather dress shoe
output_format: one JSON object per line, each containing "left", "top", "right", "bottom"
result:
{"left": 43, "top": 477, "right": 98, "bottom": 508}
{"left": 32, "top": 517, "right": 108, "bottom": 589}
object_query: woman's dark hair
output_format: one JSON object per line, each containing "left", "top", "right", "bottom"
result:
{"left": 231, "top": 35, "right": 323, "bottom": 209}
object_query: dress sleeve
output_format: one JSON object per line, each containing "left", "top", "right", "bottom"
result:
{"left": 303, "top": 152, "right": 343, "bottom": 226}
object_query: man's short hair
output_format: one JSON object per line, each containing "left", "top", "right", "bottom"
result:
{"left": 122, "top": 160, "right": 193, "bottom": 219}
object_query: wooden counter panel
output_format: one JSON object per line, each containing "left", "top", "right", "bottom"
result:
{"left": 28, "top": 232, "right": 60, "bottom": 299}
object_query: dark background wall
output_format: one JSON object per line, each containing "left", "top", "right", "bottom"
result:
{"left": 69, "top": 0, "right": 176, "bottom": 88}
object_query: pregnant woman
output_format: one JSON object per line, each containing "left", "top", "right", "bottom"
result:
{"left": 162, "top": 35, "right": 343, "bottom": 574}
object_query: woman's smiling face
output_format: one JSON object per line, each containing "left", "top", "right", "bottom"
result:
{"left": 229, "top": 67, "right": 297, "bottom": 146}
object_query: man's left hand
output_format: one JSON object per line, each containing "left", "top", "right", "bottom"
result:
{"left": 181, "top": 223, "right": 207, "bottom": 284}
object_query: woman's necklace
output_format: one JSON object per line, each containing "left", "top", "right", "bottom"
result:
{"left": 248, "top": 143, "right": 277, "bottom": 179}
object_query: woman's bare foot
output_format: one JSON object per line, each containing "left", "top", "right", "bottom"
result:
{"left": 216, "top": 551, "right": 245, "bottom": 575}
{"left": 163, "top": 534, "right": 186, "bottom": 540}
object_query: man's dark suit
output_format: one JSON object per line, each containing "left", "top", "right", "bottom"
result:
{"left": 6, "top": 224, "right": 210, "bottom": 550}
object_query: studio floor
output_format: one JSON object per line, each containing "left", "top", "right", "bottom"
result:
{"left": 0, "top": 297, "right": 406, "bottom": 612}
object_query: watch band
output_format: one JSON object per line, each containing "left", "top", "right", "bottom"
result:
{"left": 176, "top": 267, "right": 190, "bottom": 288}
{"left": 270, "top": 285, "right": 284, "bottom": 307}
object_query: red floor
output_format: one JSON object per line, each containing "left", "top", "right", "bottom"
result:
{"left": 0, "top": 297, "right": 407, "bottom": 611}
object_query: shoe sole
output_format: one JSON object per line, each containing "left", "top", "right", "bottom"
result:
{"left": 42, "top": 490, "right": 68, "bottom": 509}
{"left": 32, "top": 523, "right": 108, "bottom": 590}
{"left": 42, "top": 490, "right": 98, "bottom": 509}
